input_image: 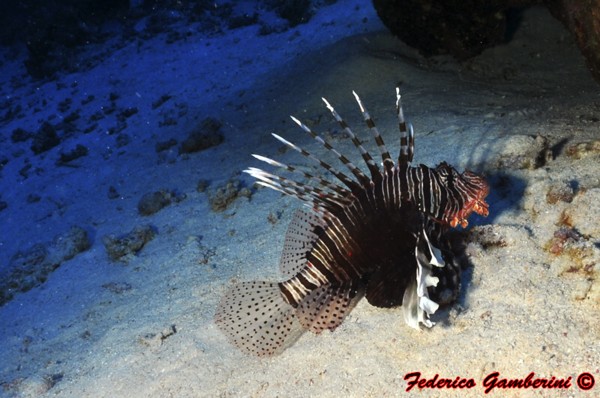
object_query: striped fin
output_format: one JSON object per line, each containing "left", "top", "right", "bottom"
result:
{"left": 271, "top": 133, "right": 360, "bottom": 192}
{"left": 214, "top": 281, "right": 305, "bottom": 356}
{"left": 245, "top": 166, "right": 336, "bottom": 201}
{"left": 279, "top": 209, "right": 327, "bottom": 278}
{"left": 251, "top": 154, "right": 348, "bottom": 197}
{"left": 322, "top": 97, "right": 381, "bottom": 184}
{"left": 353, "top": 91, "right": 394, "bottom": 171}
{"left": 396, "top": 87, "right": 414, "bottom": 164}
{"left": 278, "top": 208, "right": 365, "bottom": 310}
{"left": 245, "top": 167, "right": 317, "bottom": 201}
{"left": 296, "top": 283, "right": 363, "bottom": 333}
{"left": 289, "top": 115, "right": 368, "bottom": 187}
{"left": 403, "top": 228, "right": 445, "bottom": 329}
{"left": 244, "top": 167, "right": 347, "bottom": 211}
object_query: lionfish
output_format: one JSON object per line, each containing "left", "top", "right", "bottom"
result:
{"left": 215, "top": 88, "right": 489, "bottom": 356}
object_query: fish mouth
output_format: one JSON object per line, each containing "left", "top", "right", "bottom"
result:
{"left": 446, "top": 184, "right": 490, "bottom": 228}
{"left": 448, "top": 200, "right": 489, "bottom": 228}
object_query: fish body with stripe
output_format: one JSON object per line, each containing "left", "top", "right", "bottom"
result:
{"left": 215, "top": 88, "right": 489, "bottom": 356}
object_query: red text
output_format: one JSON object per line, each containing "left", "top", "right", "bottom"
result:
{"left": 404, "top": 372, "right": 476, "bottom": 392}
{"left": 482, "top": 371, "right": 572, "bottom": 394}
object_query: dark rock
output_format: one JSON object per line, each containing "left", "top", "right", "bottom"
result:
{"left": 372, "top": 0, "right": 511, "bottom": 60}
{"left": 63, "top": 111, "right": 80, "bottom": 124}
{"left": 108, "top": 186, "right": 120, "bottom": 199}
{"left": 546, "top": 181, "right": 575, "bottom": 204}
{"left": 171, "top": 190, "right": 187, "bottom": 203}
{"left": 469, "top": 225, "right": 508, "bottom": 249}
{"left": 137, "top": 190, "right": 173, "bottom": 216}
{"left": 81, "top": 95, "right": 95, "bottom": 105}
{"left": 19, "top": 163, "right": 32, "bottom": 179}
{"left": 179, "top": 117, "right": 224, "bottom": 154}
{"left": 566, "top": 139, "right": 600, "bottom": 159}
{"left": 84, "top": 123, "right": 99, "bottom": 134}
{"left": 372, "top": 0, "right": 600, "bottom": 84}
{"left": 208, "top": 178, "right": 252, "bottom": 212}
{"left": 26, "top": 194, "right": 41, "bottom": 203}
{"left": 2, "top": 0, "right": 129, "bottom": 77}
{"left": 117, "top": 107, "right": 138, "bottom": 122}
{"left": 228, "top": 13, "right": 258, "bottom": 29}
{"left": 89, "top": 111, "right": 104, "bottom": 122}
{"left": 102, "top": 281, "right": 132, "bottom": 294}
{"left": 151, "top": 94, "right": 172, "bottom": 109}
{"left": 155, "top": 138, "right": 177, "bottom": 152}
{"left": 115, "top": 133, "right": 131, "bottom": 147}
{"left": 47, "top": 226, "right": 91, "bottom": 264}
{"left": 58, "top": 98, "right": 72, "bottom": 113}
{"left": 268, "top": 0, "right": 313, "bottom": 27}
{"left": 102, "top": 225, "right": 157, "bottom": 262}
{"left": 58, "top": 144, "right": 89, "bottom": 164}
{"left": 197, "top": 179, "right": 210, "bottom": 193}
{"left": 1, "top": 104, "right": 24, "bottom": 124}
{"left": 486, "top": 134, "right": 550, "bottom": 171}
{"left": 544, "top": 0, "right": 600, "bottom": 84}
{"left": 31, "top": 122, "right": 60, "bottom": 154}
{"left": 0, "top": 226, "right": 90, "bottom": 306}
{"left": 11, "top": 127, "right": 31, "bottom": 143}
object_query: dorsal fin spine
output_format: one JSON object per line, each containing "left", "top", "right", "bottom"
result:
{"left": 289, "top": 116, "right": 368, "bottom": 189}
{"left": 271, "top": 133, "right": 359, "bottom": 192}
{"left": 321, "top": 97, "right": 379, "bottom": 185}
{"left": 353, "top": 91, "right": 394, "bottom": 172}
{"left": 396, "top": 87, "right": 414, "bottom": 164}
{"left": 251, "top": 154, "right": 348, "bottom": 196}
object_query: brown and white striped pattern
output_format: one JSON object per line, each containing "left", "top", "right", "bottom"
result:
{"left": 215, "top": 88, "right": 489, "bottom": 356}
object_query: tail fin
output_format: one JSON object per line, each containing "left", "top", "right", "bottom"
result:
{"left": 214, "top": 281, "right": 304, "bottom": 356}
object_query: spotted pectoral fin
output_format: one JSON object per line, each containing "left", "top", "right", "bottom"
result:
{"left": 214, "top": 281, "right": 304, "bottom": 356}
{"left": 296, "top": 283, "right": 363, "bottom": 334}
{"left": 279, "top": 209, "right": 326, "bottom": 278}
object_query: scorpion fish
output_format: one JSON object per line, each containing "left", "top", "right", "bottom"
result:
{"left": 215, "top": 88, "right": 489, "bottom": 356}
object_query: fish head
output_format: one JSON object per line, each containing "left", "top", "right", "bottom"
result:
{"left": 436, "top": 163, "right": 489, "bottom": 228}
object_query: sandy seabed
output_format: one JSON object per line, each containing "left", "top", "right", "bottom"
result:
{"left": 0, "top": 2, "right": 599, "bottom": 397}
